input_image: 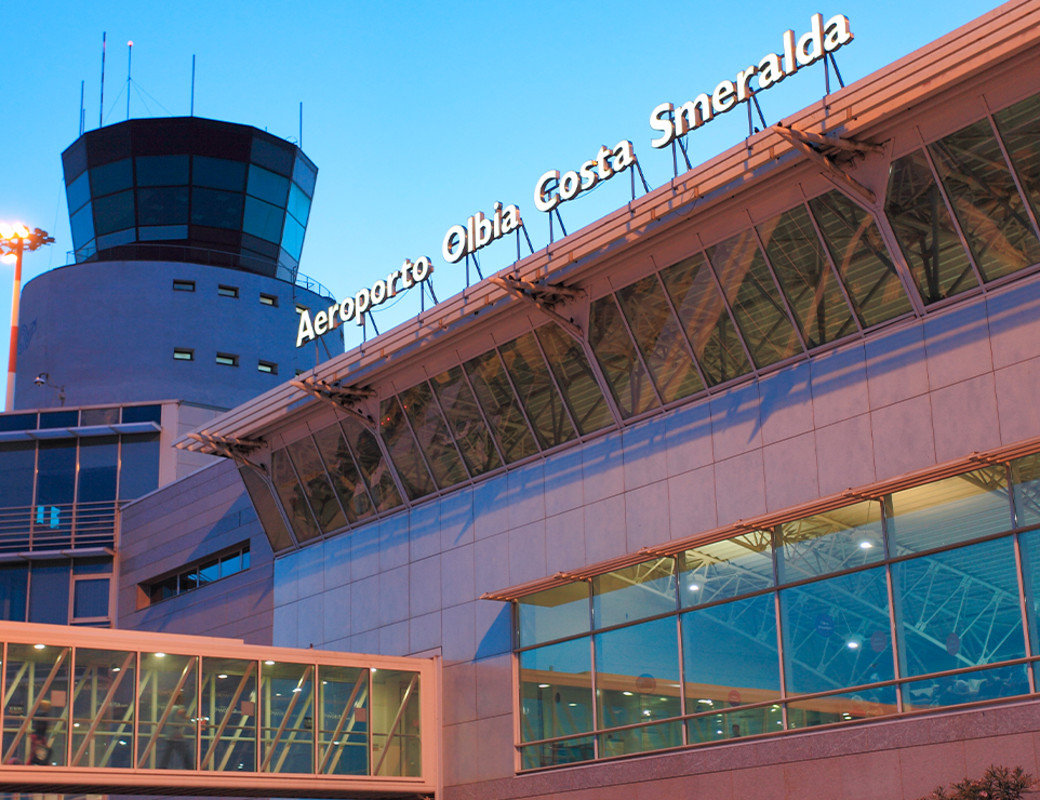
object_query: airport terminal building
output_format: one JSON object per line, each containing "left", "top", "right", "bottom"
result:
{"left": 16, "top": 1, "right": 1040, "bottom": 798}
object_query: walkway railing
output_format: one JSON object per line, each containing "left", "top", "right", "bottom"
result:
{"left": 0, "top": 502, "right": 121, "bottom": 554}
{"left": 0, "top": 621, "right": 438, "bottom": 798}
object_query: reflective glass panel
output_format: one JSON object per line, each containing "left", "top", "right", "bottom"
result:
{"left": 339, "top": 418, "right": 402, "bottom": 513}
{"left": 809, "top": 189, "right": 912, "bottom": 328}
{"left": 317, "top": 665, "right": 369, "bottom": 775}
{"left": 286, "top": 436, "right": 346, "bottom": 534}
{"left": 80, "top": 407, "right": 119, "bottom": 425}
{"left": 758, "top": 205, "right": 856, "bottom": 347}
{"left": 776, "top": 501, "right": 884, "bottom": 583}
{"left": 136, "top": 154, "right": 189, "bottom": 185}
{"left": 0, "top": 564, "right": 28, "bottom": 620}
{"left": 398, "top": 382, "right": 468, "bottom": 489}
{"left": 3, "top": 642, "right": 70, "bottom": 766}
{"left": 887, "top": 466, "right": 1011, "bottom": 554}
{"left": 1017, "top": 527, "right": 1040, "bottom": 656}
{"left": 520, "top": 736, "right": 594, "bottom": 769}
{"left": 138, "top": 186, "right": 189, "bottom": 225}
{"left": 70, "top": 203, "right": 94, "bottom": 247}
{"left": 200, "top": 657, "right": 257, "bottom": 771}
{"left": 535, "top": 324, "right": 613, "bottom": 434}
{"left": 119, "top": 433, "right": 160, "bottom": 499}
{"left": 66, "top": 170, "right": 91, "bottom": 213}
{"left": 707, "top": 230, "right": 802, "bottom": 367}
{"left": 1012, "top": 452, "right": 1040, "bottom": 529}
{"left": 595, "top": 617, "right": 681, "bottom": 731}
{"left": 312, "top": 422, "right": 373, "bottom": 523}
{"left": 661, "top": 253, "right": 751, "bottom": 386}
{"left": 678, "top": 531, "right": 774, "bottom": 608}
{"left": 894, "top": 537, "right": 1024, "bottom": 677}
{"left": 292, "top": 158, "right": 317, "bottom": 195}
{"left": 72, "top": 577, "right": 109, "bottom": 618}
{"left": 0, "top": 441, "right": 35, "bottom": 508}
{"left": 995, "top": 93, "right": 1040, "bottom": 230}
{"left": 886, "top": 149, "right": 977, "bottom": 302}
{"left": 370, "top": 669, "right": 422, "bottom": 777}
{"left": 787, "top": 685, "right": 898, "bottom": 728}
{"left": 136, "top": 652, "right": 199, "bottom": 770}
{"left": 77, "top": 436, "right": 118, "bottom": 503}
{"left": 239, "top": 466, "right": 294, "bottom": 551}
{"left": 260, "top": 661, "right": 315, "bottom": 773}
{"left": 593, "top": 558, "right": 676, "bottom": 629}
{"left": 682, "top": 594, "right": 780, "bottom": 712}
{"left": 281, "top": 214, "right": 306, "bottom": 260}
{"left": 429, "top": 366, "right": 502, "bottom": 477}
{"left": 520, "top": 637, "right": 593, "bottom": 741}
{"left": 588, "top": 295, "right": 659, "bottom": 418}
{"left": 70, "top": 648, "right": 135, "bottom": 767}
{"left": 139, "top": 224, "right": 188, "bottom": 241}
{"left": 598, "top": 719, "right": 681, "bottom": 758}
{"left": 93, "top": 190, "right": 135, "bottom": 235}
{"left": 928, "top": 119, "right": 1040, "bottom": 281}
{"left": 379, "top": 397, "right": 436, "bottom": 500}
{"left": 37, "top": 441, "right": 75, "bottom": 537}
{"left": 519, "top": 583, "right": 590, "bottom": 647}
{"left": 464, "top": 350, "right": 540, "bottom": 463}
{"left": 288, "top": 182, "right": 312, "bottom": 224}
{"left": 271, "top": 448, "right": 321, "bottom": 543}
{"left": 191, "top": 188, "right": 244, "bottom": 229}
{"left": 780, "top": 566, "right": 894, "bottom": 695}
{"left": 28, "top": 562, "right": 70, "bottom": 624}
{"left": 902, "top": 663, "right": 1029, "bottom": 712}
{"left": 498, "top": 332, "right": 578, "bottom": 449}
{"left": 688, "top": 704, "right": 784, "bottom": 743}
{"left": 193, "top": 156, "right": 247, "bottom": 191}
{"left": 616, "top": 274, "right": 704, "bottom": 402}
{"left": 243, "top": 196, "right": 285, "bottom": 242}
{"left": 90, "top": 158, "right": 132, "bottom": 196}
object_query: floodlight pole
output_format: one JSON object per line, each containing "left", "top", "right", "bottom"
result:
{"left": 2, "top": 226, "right": 54, "bottom": 411}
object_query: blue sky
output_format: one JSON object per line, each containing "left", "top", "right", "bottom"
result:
{"left": 0, "top": 0, "right": 1004, "bottom": 407}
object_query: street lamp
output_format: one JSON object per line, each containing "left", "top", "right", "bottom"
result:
{"left": 0, "top": 224, "right": 54, "bottom": 411}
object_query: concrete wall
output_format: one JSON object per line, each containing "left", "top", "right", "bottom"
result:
{"left": 15, "top": 259, "right": 338, "bottom": 410}
{"left": 118, "top": 458, "right": 274, "bottom": 644}
{"left": 267, "top": 272, "right": 1040, "bottom": 798}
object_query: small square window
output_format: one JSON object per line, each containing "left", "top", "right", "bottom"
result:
{"left": 218, "top": 285, "right": 239, "bottom": 298}
{"left": 173, "top": 279, "right": 195, "bottom": 292}
{"left": 295, "top": 303, "right": 308, "bottom": 314}
{"left": 173, "top": 348, "right": 194, "bottom": 361}
{"left": 216, "top": 353, "right": 239, "bottom": 367}
{"left": 258, "top": 360, "right": 278, "bottom": 374}
{"left": 259, "top": 293, "right": 278, "bottom": 307}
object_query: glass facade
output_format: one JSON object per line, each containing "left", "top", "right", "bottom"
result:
{"left": 515, "top": 455, "right": 1040, "bottom": 769}
{"left": 61, "top": 118, "right": 317, "bottom": 280}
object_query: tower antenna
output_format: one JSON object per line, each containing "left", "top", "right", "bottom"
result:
{"left": 79, "top": 80, "right": 85, "bottom": 136}
{"left": 190, "top": 54, "right": 196, "bottom": 116}
{"left": 299, "top": 101, "right": 303, "bottom": 150}
{"left": 99, "top": 31, "right": 106, "bottom": 128}
{"left": 126, "top": 40, "right": 133, "bottom": 120}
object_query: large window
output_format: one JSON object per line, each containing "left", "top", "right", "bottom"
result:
{"left": 515, "top": 457, "right": 1039, "bottom": 769}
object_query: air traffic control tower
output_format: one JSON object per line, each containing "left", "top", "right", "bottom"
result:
{"left": 13, "top": 117, "right": 339, "bottom": 410}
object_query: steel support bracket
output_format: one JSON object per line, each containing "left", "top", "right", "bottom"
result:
{"left": 774, "top": 124, "right": 880, "bottom": 207}
{"left": 184, "top": 431, "right": 265, "bottom": 470}
{"left": 290, "top": 376, "right": 377, "bottom": 431}
{"left": 490, "top": 276, "right": 585, "bottom": 341}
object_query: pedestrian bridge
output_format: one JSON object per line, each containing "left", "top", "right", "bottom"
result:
{"left": 0, "top": 621, "right": 438, "bottom": 798}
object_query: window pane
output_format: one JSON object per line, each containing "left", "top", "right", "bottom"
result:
{"left": 776, "top": 501, "right": 884, "bottom": 583}
{"left": 66, "top": 170, "right": 91, "bottom": 213}
{"left": 520, "top": 638, "right": 593, "bottom": 741}
{"left": 398, "top": 382, "right": 468, "bottom": 489}
{"left": 0, "top": 441, "right": 35, "bottom": 508}
{"left": 679, "top": 531, "right": 774, "bottom": 608}
{"left": 535, "top": 324, "right": 613, "bottom": 434}
{"left": 707, "top": 230, "right": 802, "bottom": 367}
{"left": 688, "top": 705, "right": 785, "bottom": 743}
{"left": 288, "top": 182, "right": 312, "bottom": 224}
{"left": 239, "top": 466, "right": 294, "bottom": 551}
{"left": 285, "top": 436, "right": 346, "bottom": 534}
{"left": 292, "top": 158, "right": 317, "bottom": 195}
{"left": 191, "top": 187, "right": 244, "bottom": 229}
{"left": 661, "top": 253, "right": 751, "bottom": 386}
{"left": 93, "top": 190, "right": 135, "bottom": 235}
{"left": 464, "top": 350, "right": 540, "bottom": 462}
{"left": 37, "top": 441, "right": 76, "bottom": 507}
{"left": 243, "top": 196, "right": 284, "bottom": 242}
{"left": 72, "top": 578, "right": 109, "bottom": 619}
{"left": 136, "top": 155, "right": 189, "bottom": 186}
{"left": 29, "top": 561, "right": 71, "bottom": 624}
{"left": 379, "top": 397, "right": 436, "bottom": 500}
{"left": 70, "top": 648, "right": 134, "bottom": 766}
{"left": 887, "top": 466, "right": 1011, "bottom": 554}
{"left": 118, "top": 434, "right": 159, "bottom": 499}
{"left": 682, "top": 594, "right": 780, "bottom": 712}
{"left": 317, "top": 665, "right": 369, "bottom": 775}
{"left": 70, "top": 202, "right": 94, "bottom": 247}
{"left": 595, "top": 618, "right": 681, "bottom": 731}
{"left": 77, "top": 436, "right": 118, "bottom": 503}
{"left": 4, "top": 642, "right": 70, "bottom": 765}
{"left": 0, "top": 564, "right": 28, "bottom": 621}
{"left": 1013, "top": 453, "right": 1040, "bottom": 529}
{"left": 429, "top": 366, "right": 502, "bottom": 477}
{"left": 271, "top": 447, "right": 321, "bottom": 543}
{"left": 339, "top": 418, "right": 402, "bottom": 513}
{"left": 995, "top": 93, "right": 1040, "bottom": 232}
{"left": 593, "top": 558, "right": 676, "bottom": 629}
{"left": 588, "top": 295, "right": 659, "bottom": 418}
{"left": 928, "top": 119, "right": 1040, "bottom": 281}
{"left": 787, "top": 685, "right": 898, "bottom": 728}
{"left": 139, "top": 186, "right": 189, "bottom": 225}
{"left": 201, "top": 657, "right": 257, "bottom": 771}
{"left": 885, "top": 149, "right": 977, "bottom": 303}
{"left": 520, "top": 737, "right": 594, "bottom": 769}
{"left": 758, "top": 205, "right": 856, "bottom": 347}
{"left": 902, "top": 663, "right": 1028, "bottom": 712}
{"left": 122, "top": 404, "right": 162, "bottom": 424}
{"left": 780, "top": 567, "right": 894, "bottom": 695}
{"left": 80, "top": 407, "right": 119, "bottom": 425}
{"left": 137, "top": 652, "right": 198, "bottom": 770}
{"left": 894, "top": 537, "right": 1023, "bottom": 677}
{"left": 281, "top": 214, "right": 305, "bottom": 260}
{"left": 519, "top": 583, "right": 590, "bottom": 647}
{"left": 260, "top": 662, "right": 314, "bottom": 773}
{"left": 193, "top": 156, "right": 246, "bottom": 191}
{"left": 312, "top": 422, "right": 373, "bottom": 523}
{"left": 499, "top": 332, "right": 578, "bottom": 449}
{"left": 809, "top": 189, "right": 912, "bottom": 328}
{"left": 1017, "top": 527, "right": 1040, "bottom": 656}
{"left": 248, "top": 165, "right": 290, "bottom": 205}
{"left": 616, "top": 275, "right": 704, "bottom": 402}
{"left": 90, "top": 158, "right": 132, "bottom": 196}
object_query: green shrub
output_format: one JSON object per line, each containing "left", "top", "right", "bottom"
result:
{"left": 920, "top": 765, "right": 1036, "bottom": 800}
